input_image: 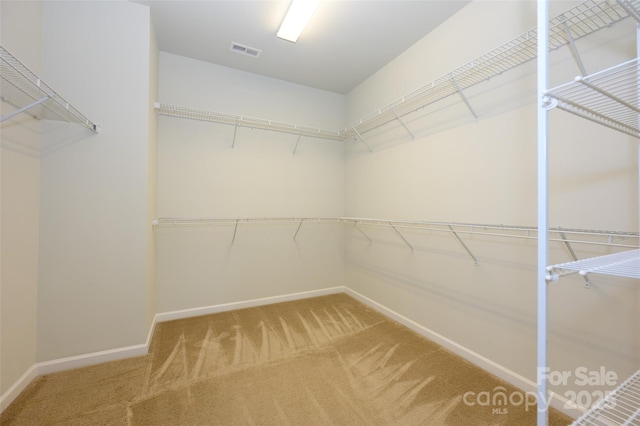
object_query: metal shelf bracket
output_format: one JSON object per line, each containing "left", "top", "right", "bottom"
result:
{"left": 391, "top": 107, "right": 415, "bottom": 140}
{"left": 232, "top": 119, "right": 239, "bottom": 148}
{"left": 293, "top": 219, "right": 305, "bottom": 240}
{"left": 450, "top": 74, "right": 478, "bottom": 121}
{"left": 354, "top": 222, "right": 372, "bottom": 244}
{"left": 352, "top": 127, "right": 374, "bottom": 153}
{"left": 0, "top": 95, "right": 49, "bottom": 123}
{"left": 293, "top": 133, "right": 303, "bottom": 155}
{"left": 560, "top": 14, "right": 588, "bottom": 76}
{"left": 559, "top": 230, "right": 592, "bottom": 288}
{"left": 231, "top": 219, "right": 239, "bottom": 245}
{"left": 389, "top": 221, "right": 414, "bottom": 252}
{"left": 448, "top": 225, "right": 478, "bottom": 264}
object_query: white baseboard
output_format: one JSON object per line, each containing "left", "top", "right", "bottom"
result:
{"left": 155, "top": 286, "right": 345, "bottom": 323}
{"left": 0, "top": 365, "right": 39, "bottom": 413}
{"left": 343, "top": 287, "right": 581, "bottom": 419}
{"left": 1, "top": 343, "right": 148, "bottom": 413}
{"left": 34, "top": 344, "right": 149, "bottom": 377}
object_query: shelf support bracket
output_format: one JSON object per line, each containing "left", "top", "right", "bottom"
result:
{"left": 450, "top": 74, "right": 478, "bottom": 121}
{"left": 391, "top": 107, "right": 414, "bottom": 140}
{"left": 560, "top": 15, "right": 587, "bottom": 76}
{"left": 293, "top": 133, "right": 303, "bottom": 155}
{"left": 354, "top": 223, "right": 372, "bottom": 244}
{"left": 0, "top": 95, "right": 49, "bottom": 123}
{"left": 448, "top": 225, "right": 478, "bottom": 264}
{"left": 352, "top": 127, "right": 374, "bottom": 153}
{"left": 293, "top": 219, "right": 304, "bottom": 240}
{"left": 231, "top": 119, "right": 239, "bottom": 149}
{"left": 558, "top": 230, "right": 591, "bottom": 288}
{"left": 389, "top": 222, "right": 413, "bottom": 253}
{"left": 231, "top": 219, "right": 239, "bottom": 245}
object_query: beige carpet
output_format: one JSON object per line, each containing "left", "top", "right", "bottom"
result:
{"left": 1, "top": 293, "right": 571, "bottom": 425}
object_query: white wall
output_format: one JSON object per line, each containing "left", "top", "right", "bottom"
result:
{"left": 0, "top": 0, "right": 42, "bottom": 397}
{"left": 36, "top": 1, "right": 155, "bottom": 361}
{"left": 344, "top": 0, "right": 639, "bottom": 404}
{"left": 147, "top": 15, "right": 159, "bottom": 334}
{"left": 155, "top": 53, "right": 346, "bottom": 312}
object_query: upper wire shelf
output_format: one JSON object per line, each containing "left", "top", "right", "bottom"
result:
{"left": 342, "top": 0, "right": 629, "bottom": 141}
{"left": 545, "top": 57, "right": 640, "bottom": 138}
{"left": 154, "top": 1, "right": 629, "bottom": 147}
{"left": 155, "top": 103, "right": 345, "bottom": 142}
{"left": 0, "top": 45, "right": 98, "bottom": 132}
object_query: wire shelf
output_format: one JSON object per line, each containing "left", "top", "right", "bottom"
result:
{"left": 342, "top": 0, "right": 629, "bottom": 140}
{"left": 155, "top": 103, "right": 345, "bottom": 142}
{"left": 545, "top": 57, "right": 640, "bottom": 138}
{"left": 152, "top": 217, "right": 338, "bottom": 227}
{"left": 0, "top": 45, "right": 98, "bottom": 132}
{"left": 548, "top": 248, "right": 640, "bottom": 279}
{"left": 618, "top": 0, "right": 640, "bottom": 22}
{"left": 571, "top": 368, "right": 640, "bottom": 425}
{"left": 152, "top": 216, "right": 639, "bottom": 249}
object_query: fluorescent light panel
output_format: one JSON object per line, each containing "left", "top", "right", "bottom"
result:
{"left": 277, "top": 0, "right": 321, "bottom": 43}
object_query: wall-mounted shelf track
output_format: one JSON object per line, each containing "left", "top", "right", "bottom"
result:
{"left": 545, "top": 57, "right": 640, "bottom": 138}
{"left": 570, "top": 367, "right": 640, "bottom": 425}
{"left": 155, "top": 103, "right": 345, "bottom": 142}
{"left": 0, "top": 45, "right": 98, "bottom": 132}
{"left": 343, "top": 0, "right": 629, "bottom": 143}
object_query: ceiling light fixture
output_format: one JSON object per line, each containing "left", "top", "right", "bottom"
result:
{"left": 277, "top": 0, "right": 321, "bottom": 43}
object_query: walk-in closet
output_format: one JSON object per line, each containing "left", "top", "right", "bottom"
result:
{"left": 1, "top": 1, "right": 638, "bottom": 425}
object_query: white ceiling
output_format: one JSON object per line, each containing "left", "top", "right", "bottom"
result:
{"left": 139, "top": 0, "right": 471, "bottom": 94}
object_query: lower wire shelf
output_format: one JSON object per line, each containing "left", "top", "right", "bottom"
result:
{"left": 547, "top": 248, "right": 640, "bottom": 280}
{"left": 571, "top": 368, "right": 640, "bottom": 425}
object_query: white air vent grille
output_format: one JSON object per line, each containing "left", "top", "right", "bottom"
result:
{"left": 230, "top": 42, "right": 261, "bottom": 58}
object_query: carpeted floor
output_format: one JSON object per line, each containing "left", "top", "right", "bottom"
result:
{"left": 1, "top": 293, "right": 572, "bottom": 425}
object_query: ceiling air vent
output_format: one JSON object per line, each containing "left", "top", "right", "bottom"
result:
{"left": 230, "top": 42, "right": 261, "bottom": 58}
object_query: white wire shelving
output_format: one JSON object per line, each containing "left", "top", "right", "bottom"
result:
{"left": 152, "top": 216, "right": 639, "bottom": 261}
{"left": 548, "top": 248, "right": 640, "bottom": 280}
{"left": 545, "top": 57, "right": 640, "bottom": 138}
{"left": 342, "top": 0, "right": 629, "bottom": 145}
{"left": 0, "top": 45, "right": 98, "bottom": 132}
{"left": 619, "top": 0, "right": 640, "bottom": 22}
{"left": 155, "top": 1, "right": 630, "bottom": 149}
{"left": 152, "top": 217, "right": 337, "bottom": 227}
{"left": 154, "top": 103, "right": 345, "bottom": 142}
{"left": 538, "top": 1, "right": 640, "bottom": 425}
{"left": 570, "top": 368, "right": 640, "bottom": 425}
